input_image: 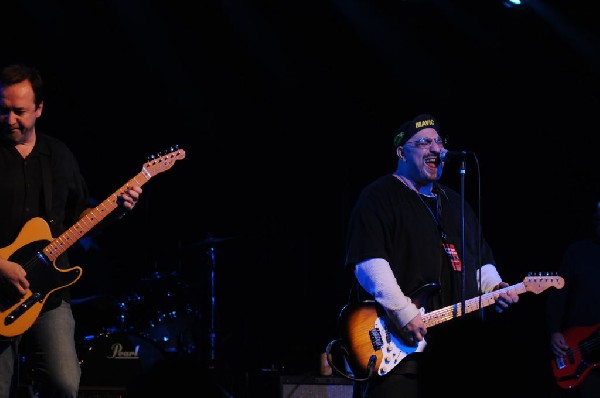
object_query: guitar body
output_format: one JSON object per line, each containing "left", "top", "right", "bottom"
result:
{"left": 0, "top": 217, "right": 82, "bottom": 337}
{"left": 552, "top": 323, "right": 600, "bottom": 389}
{"left": 339, "top": 301, "right": 427, "bottom": 379}
{"left": 339, "top": 284, "right": 438, "bottom": 378}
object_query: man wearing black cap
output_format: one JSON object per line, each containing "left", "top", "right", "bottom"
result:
{"left": 342, "top": 113, "right": 519, "bottom": 397}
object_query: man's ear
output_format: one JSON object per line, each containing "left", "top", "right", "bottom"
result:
{"left": 35, "top": 101, "right": 44, "bottom": 118}
{"left": 396, "top": 146, "right": 405, "bottom": 160}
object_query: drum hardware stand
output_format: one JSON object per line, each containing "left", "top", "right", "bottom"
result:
{"left": 205, "top": 238, "right": 234, "bottom": 397}
{"left": 197, "top": 234, "right": 234, "bottom": 369}
{"left": 207, "top": 244, "right": 217, "bottom": 370}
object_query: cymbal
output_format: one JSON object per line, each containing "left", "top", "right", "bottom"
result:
{"left": 182, "top": 234, "right": 236, "bottom": 249}
{"left": 140, "top": 271, "right": 179, "bottom": 281}
{"left": 71, "top": 295, "right": 106, "bottom": 305}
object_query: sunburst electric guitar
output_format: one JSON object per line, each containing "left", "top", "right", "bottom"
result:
{"left": 0, "top": 146, "right": 185, "bottom": 338}
{"left": 338, "top": 274, "right": 564, "bottom": 379}
{"left": 551, "top": 323, "right": 600, "bottom": 389}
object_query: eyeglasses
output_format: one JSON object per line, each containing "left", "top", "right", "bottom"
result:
{"left": 405, "top": 136, "right": 447, "bottom": 149}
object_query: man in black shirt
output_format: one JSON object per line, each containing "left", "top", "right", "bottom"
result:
{"left": 344, "top": 113, "right": 519, "bottom": 398}
{"left": 0, "top": 63, "right": 142, "bottom": 398}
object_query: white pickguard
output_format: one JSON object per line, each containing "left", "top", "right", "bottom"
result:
{"left": 375, "top": 308, "right": 427, "bottom": 376}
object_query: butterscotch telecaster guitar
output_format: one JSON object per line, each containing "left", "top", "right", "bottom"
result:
{"left": 0, "top": 147, "right": 185, "bottom": 338}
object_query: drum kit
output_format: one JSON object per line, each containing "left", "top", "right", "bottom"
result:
{"left": 75, "top": 234, "right": 235, "bottom": 389}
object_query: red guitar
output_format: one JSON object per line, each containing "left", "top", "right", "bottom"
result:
{"left": 552, "top": 323, "right": 600, "bottom": 389}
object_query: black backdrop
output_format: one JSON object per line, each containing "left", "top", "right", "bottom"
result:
{"left": 4, "top": 1, "right": 600, "bottom": 396}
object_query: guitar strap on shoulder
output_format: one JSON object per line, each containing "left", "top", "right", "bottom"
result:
{"left": 40, "top": 153, "right": 54, "bottom": 230}
{"left": 348, "top": 277, "right": 371, "bottom": 304}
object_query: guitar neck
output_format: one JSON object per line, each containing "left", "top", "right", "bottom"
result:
{"left": 423, "top": 283, "right": 526, "bottom": 328}
{"left": 42, "top": 170, "right": 150, "bottom": 262}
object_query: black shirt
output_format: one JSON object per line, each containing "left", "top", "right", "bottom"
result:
{"left": 345, "top": 174, "right": 496, "bottom": 310}
{"left": 0, "top": 132, "right": 91, "bottom": 311}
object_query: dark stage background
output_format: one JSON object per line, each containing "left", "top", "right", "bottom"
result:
{"left": 5, "top": 1, "right": 600, "bottom": 396}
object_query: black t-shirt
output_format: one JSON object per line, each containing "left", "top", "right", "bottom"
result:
{"left": 345, "top": 174, "right": 496, "bottom": 311}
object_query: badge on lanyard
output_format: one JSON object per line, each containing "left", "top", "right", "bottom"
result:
{"left": 442, "top": 242, "right": 462, "bottom": 272}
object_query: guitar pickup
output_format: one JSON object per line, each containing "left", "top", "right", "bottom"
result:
{"left": 555, "top": 356, "right": 566, "bottom": 370}
{"left": 369, "top": 328, "right": 384, "bottom": 351}
{"left": 575, "top": 360, "right": 590, "bottom": 378}
{"left": 567, "top": 349, "right": 575, "bottom": 364}
{"left": 5, "top": 292, "right": 42, "bottom": 326}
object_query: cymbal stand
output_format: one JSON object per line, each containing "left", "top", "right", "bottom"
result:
{"left": 208, "top": 244, "right": 217, "bottom": 370}
{"left": 206, "top": 244, "right": 234, "bottom": 397}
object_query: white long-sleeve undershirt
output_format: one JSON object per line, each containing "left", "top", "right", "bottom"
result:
{"left": 355, "top": 259, "right": 503, "bottom": 328}
{"left": 355, "top": 258, "right": 419, "bottom": 328}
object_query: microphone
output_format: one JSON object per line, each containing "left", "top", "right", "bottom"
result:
{"left": 440, "top": 149, "right": 471, "bottom": 162}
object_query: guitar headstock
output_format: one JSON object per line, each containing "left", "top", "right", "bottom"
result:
{"left": 143, "top": 146, "right": 186, "bottom": 177}
{"left": 523, "top": 273, "right": 564, "bottom": 294}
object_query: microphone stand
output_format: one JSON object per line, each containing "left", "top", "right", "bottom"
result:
{"left": 445, "top": 150, "right": 480, "bottom": 318}
{"left": 459, "top": 158, "right": 466, "bottom": 316}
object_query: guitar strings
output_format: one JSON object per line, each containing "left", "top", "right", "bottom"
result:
{"left": 562, "top": 332, "right": 600, "bottom": 362}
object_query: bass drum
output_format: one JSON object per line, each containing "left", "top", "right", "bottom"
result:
{"left": 141, "top": 305, "right": 200, "bottom": 355}
{"left": 78, "top": 331, "right": 164, "bottom": 390}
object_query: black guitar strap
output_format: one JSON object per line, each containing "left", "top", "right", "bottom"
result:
{"left": 40, "top": 154, "right": 53, "bottom": 227}
{"left": 349, "top": 275, "right": 371, "bottom": 304}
